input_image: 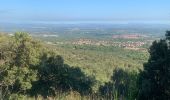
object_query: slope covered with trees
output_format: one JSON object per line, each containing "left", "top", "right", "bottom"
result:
{"left": 0, "top": 32, "right": 95, "bottom": 99}
{"left": 0, "top": 31, "right": 169, "bottom": 100}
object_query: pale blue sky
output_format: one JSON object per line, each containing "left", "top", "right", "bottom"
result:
{"left": 0, "top": 0, "right": 170, "bottom": 23}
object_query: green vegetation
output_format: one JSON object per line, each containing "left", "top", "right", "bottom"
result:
{"left": 0, "top": 31, "right": 169, "bottom": 100}
{"left": 99, "top": 68, "right": 138, "bottom": 100}
{"left": 53, "top": 44, "right": 148, "bottom": 84}
{"left": 138, "top": 31, "right": 170, "bottom": 100}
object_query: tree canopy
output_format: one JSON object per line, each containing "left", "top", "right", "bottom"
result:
{"left": 0, "top": 32, "right": 96, "bottom": 99}
{"left": 138, "top": 31, "right": 170, "bottom": 100}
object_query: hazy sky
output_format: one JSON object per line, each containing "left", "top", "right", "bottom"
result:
{"left": 0, "top": 0, "right": 170, "bottom": 23}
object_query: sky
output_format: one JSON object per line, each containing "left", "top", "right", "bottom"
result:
{"left": 0, "top": 0, "right": 170, "bottom": 23}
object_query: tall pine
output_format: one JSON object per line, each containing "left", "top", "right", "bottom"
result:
{"left": 138, "top": 31, "right": 170, "bottom": 100}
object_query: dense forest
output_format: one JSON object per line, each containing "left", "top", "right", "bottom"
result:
{"left": 0, "top": 31, "right": 170, "bottom": 100}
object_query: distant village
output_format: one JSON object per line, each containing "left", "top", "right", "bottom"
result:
{"left": 71, "top": 39, "right": 146, "bottom": 48}
{"left": 54, "top": 34, "right": 153, "bottom": 51}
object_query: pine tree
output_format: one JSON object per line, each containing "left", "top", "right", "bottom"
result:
{"left": 138, "top": 31, "right": 170, "bottom": 100}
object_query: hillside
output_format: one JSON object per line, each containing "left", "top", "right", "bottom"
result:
{"left": 0, "top": 32, "right": 149, "bottom": 99}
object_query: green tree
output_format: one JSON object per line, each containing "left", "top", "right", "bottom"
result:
{"left": 30, "top": 53, "right": 95, "bottom": 98}
{"left": 138, "top": 31, "right": 170, "bottom": 100}
{"left": 99, "top": 68, "right": 138, "bottom": 100}
{"left": 0, "top": 32, "right": 42, "bottom": 98}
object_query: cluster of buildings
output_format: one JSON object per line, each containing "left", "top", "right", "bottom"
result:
{"left": 71, "top": 39, "right": 146, "bottom": 49}
{"left": 112, "top": 34, "right": 143, "bottom": 39}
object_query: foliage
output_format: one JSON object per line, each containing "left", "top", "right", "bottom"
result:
{"left": 0, "top": 32, "right": 96, "bottom": 99}
{"left": 99, "top": 68, "right": 138, "bottom": 100}
{"left": 0, "top": 32, "right": 42, "bottom": 98}
{"left": 30, "top": 53, "right": 95, "bottom": 97}
{"left": 53, "top": 43, "right": 147, "bottom": 84}
{"left": 138, "top": 31, "right": 170, "bottom": 100}
{"left": 0, "top": 32, "right": 150, "bottom": 99}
